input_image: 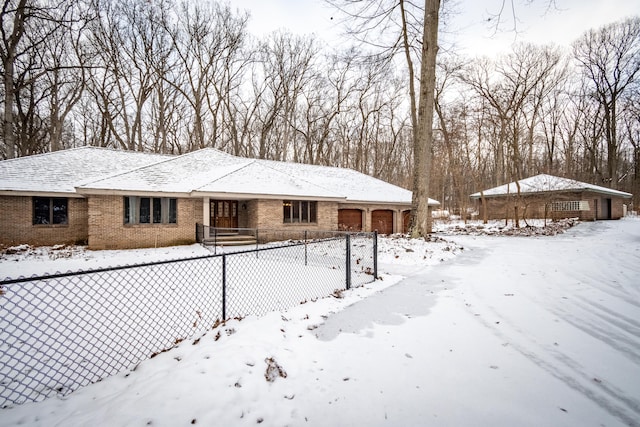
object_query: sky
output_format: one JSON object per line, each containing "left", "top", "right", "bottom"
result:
{"left": 1, "top": 218, "right": 639, "bottom": 425}
{"left": 232, "top": 0, "right": 639, "bottom": 57}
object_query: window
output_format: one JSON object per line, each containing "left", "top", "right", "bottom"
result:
{"left": 169, "top": 198, "right": 177, "bottom": 223}
{"left": 124, "top": 196, "right": 177, "bottom": 224}
{"left": 551, "top": 201, "right": 589, "bottom": 211}
{"left": 139, "top": 198, "right": 151, "bottom": 223}
{"left": 283, "top": 200, "right": 317, "bottom": 223}
{"left": 33, "top": 197, "right": 68, "bottom": 225}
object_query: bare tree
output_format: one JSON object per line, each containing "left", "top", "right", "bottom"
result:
{"left": 462, "top": 44, "right": 563, "bottom": 225}
{"left": 88, "top": 0, "right": 178, "bottom": 151}
{"left": 434, "top": 54, "right": 470, "bottom": 217}
{"left": 164, "top": 1, "right": 248, "bottom": 151}
{"left": 573, "top": 17, "right": 640, "bottom": 187}
{"left": 1, "top": 0, "right": 76, "bottom": 158}
{"left": 326, "top": 0, "right": 440, "bottom": 236}
{"left": 462, "top": 44, "right": 562, "bottom": 183}
{"left": 622, "top": 87, "right": 640, "bottom": 209}
{"left": 86, "top": 0, "right": 140, "bottom": 150}
{"left": 42, "top": 1, "right": 91, "bottom": 151}
{"left": 407, "top": 0, "right": 439, "bottom": 236}
{"left": 289, "top": 51, "right": 354, "bottom": 165}
{"left": 252, "top": 31, "right": 317, "bottom": 160}
{"left": 539, "top": 79, "right": 569, "bottom": 174}
{"left": 144, "top": 0, "right": 181, "bottom": 154}
{"left": 329, "top": 53, "right": 410, "bottom": 186}
{"left": 1, "top": 0, "right": 30, "bottom": 158}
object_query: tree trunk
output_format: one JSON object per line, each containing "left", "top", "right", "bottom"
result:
{"left": 2, "top": 0, "right": 29, "bottom": 159}
{"left": 3, "top": 58, "right": 16, "bottom": 158}
{"left": 410, "top": 0, "right": 439, "bottom": 237}
{"left": 480, "top": 191, "right": 488, "bottom": 224}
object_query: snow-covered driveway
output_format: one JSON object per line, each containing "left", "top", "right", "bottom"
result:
{"left": 315, "top": 219, "right": 640, "bottom": 426}
{"left": 1, "top": 219, "right": 639, "bottom": 426}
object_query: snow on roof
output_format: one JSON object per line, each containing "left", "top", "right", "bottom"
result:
{"left": 79, "top": 149, "right": 344, "bottom": 200}
{"left": 76, "top": 149, "right": 250, "bottom": 194}
{"left": 192, "top": 161, "right": 344, "bottom": 200}
{"left": 78, "top": 148, "right": 422, "bottom": 204}
{"left": 0, "top": 147, "right": 172, "bottom": 195}
{"left": 263, "top": 159, "right": 438, "bottom": 205}
{"left": 470, "top": 174, "right": 632, "bottom": 199}
{"left": 2, "top": 147, "right": 429, "bottom": 205}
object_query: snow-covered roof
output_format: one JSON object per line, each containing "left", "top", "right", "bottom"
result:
{"left": 75, "top": 149, "right": 251, "bottom": 195}
{"left": 263, "top": 159, "right": 439, "bottom": 205}
{"left": 191, "top": 160, "right": 344, "bottom": 201}
{"left": 2, "top": 147, "right": 431, "bottom": 205}
{"left": 0, "top": 147, "right": 172, "bottom": 196}
{"left": 470, "top": 174, "right": 632, "bottom": 199}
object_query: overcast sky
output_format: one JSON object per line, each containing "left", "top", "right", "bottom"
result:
{"left": 232, "top": 0, "right": 639, "bottom": 57}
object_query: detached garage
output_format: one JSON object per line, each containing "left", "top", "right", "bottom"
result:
{"left": 470, "top": 174, "right": 632, "bottom": 221}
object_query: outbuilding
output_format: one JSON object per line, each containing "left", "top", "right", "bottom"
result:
{"left": 470, "top": 174, "right": 632, "bottom": 222}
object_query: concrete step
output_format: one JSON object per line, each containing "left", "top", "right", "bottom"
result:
{"left": 202, "top": 235, "right": 257, "bottom": 246}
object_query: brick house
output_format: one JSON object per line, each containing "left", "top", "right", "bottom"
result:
{"left": 470, "top": 174, "right": 632, "bottom": 221}
{"left": 0, "top": 147, "right": 438, "bottom": 250}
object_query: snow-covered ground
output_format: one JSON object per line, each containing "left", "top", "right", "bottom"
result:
{"left": 1, "top": 218, "right": 639, "bottom": 426}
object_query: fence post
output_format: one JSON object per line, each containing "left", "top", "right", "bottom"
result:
{"left": 304, "top": 230, "right": 308, "bottom": 266}
{"left": 256, "top": 228, "right": 259, "bottom": 258}
{"left": 373, "top": 231, "right": 378, "bottom": 279}
{"left": 345, "top": 233, "right": 351, "bottom": 290}
{"left": 222, "top": 254, "right": 227, "bottom": 320}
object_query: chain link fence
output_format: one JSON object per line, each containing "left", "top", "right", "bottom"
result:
{"left": 0, "top": 231, "right": 377, "bottom": 408}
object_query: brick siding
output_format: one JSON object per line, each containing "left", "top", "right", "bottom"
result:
{"left": 0, "top": 195, "right": 88, "bottom": 247}
{"left": 248, "top": 199, "right": 412, "bottom": 234}
{"left": 2, "top": 193, "right": 413, "bottom": 250}
{"left": 87, "top": 195, "right": 203, "bottom": 250}
{"left": 476, "top": 191, "right": 629, "bottom": 221}
{"left": 246, "top": 199, "right": 337, "bottom": 231}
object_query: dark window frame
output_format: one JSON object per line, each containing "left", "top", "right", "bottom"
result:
{"left": 283, "top": 200, "right": 317, "bottom": 224}
{"left": 33, "top": 197, "right": 68, "bottom": 225}
{"left": 124, "top": 196, "right": 177, "bottom": 225}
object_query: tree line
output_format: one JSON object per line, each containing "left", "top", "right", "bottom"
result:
{"left": 2, "top": 0, "right": 639, "bottom": 213}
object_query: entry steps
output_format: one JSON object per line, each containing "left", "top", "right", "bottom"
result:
{"left": 201, "top": 233, "right": 257, "bottom": 247}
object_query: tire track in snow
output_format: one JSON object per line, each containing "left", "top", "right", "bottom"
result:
{"left": 554, "top": 300, "right": 640, "bottom": 364}
{"left": 573, "top": 295, "right": 640, "bottom": 333}
{"left": 465, "top": 303, "right": 640, "bottom": 427}
{"left": 453, "top": 220, "right": 640, "bottom": 427}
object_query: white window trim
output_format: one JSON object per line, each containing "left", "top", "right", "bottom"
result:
{"left": 551, "top": 200, "right": 589, "bottom": 211}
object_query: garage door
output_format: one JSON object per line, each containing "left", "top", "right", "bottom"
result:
{"left": 402, "top": 210, "right": 411, "bottom": 233}
{"left": 371, "top": 209, "right": 394, "bottom": 234}
{"left": 338, "top": 209, "right": 363, "bottom": 231}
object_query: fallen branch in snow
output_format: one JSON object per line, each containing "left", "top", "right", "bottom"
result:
{"left": 264, "top": 357, "right": 287, "bottom": 382}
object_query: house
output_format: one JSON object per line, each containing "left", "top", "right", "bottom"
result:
{"left": 470, "top": 174, "right": 633, "bottom": 221}
{"left": 0, "top": 147, "right": 439, "bottom": 250}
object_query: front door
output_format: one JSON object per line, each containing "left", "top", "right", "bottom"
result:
{"left": 603, "top": 198, "right": 612, "bottom": 219}
{"left": 211, "top": 200, "right": 238, "bottom": 229}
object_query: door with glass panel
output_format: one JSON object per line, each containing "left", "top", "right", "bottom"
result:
{"left": 211, "top": 200, "right": 238, "bottom": 229}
